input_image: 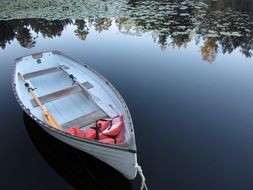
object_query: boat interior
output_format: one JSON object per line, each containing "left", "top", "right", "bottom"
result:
{"left": 14, "top": 52, "right": 133, "bottom": 143}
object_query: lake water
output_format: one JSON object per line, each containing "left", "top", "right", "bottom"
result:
{"left": 1, "top": 0, "right": 253, "bottom": 189}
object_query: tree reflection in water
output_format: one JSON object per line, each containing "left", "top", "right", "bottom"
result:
{"left": 74, "top": 20, "right": 89, "bottom": 40}
{"left": 0, "top": 0, "right": 253, "bottom": 63}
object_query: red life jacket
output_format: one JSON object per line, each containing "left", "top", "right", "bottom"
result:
{"left": 98, "top": 115, "right": 124, "bottom": 140}
{"left": 66, "top": 127, "right": 86, "bottom": 138}
{"left": 99, "top": 125, "right": 125, "bottom": 144}
{"left": 85, "top": 118, "right": 111, "bottom": 139}
{"left": 66, "top": 115, "right": 125, "bottom": 144}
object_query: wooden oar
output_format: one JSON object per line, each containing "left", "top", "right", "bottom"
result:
{"left": 60, "top": 66, "right": 118, "bottom": 118}
{"left": 18, "top": 72, "right": 62, "bottom": 130}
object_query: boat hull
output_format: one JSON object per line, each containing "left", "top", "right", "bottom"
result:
{"left": 13, "top": 50, "right": 138, "bottom": 179}
{"left": 41, "top": 125, "right": 137, "bottom": 179}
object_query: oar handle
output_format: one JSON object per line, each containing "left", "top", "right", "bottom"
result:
{"left": 18, "top": 72, "right": 62, "bottom": 130}
{"left": 18, "top": 73, "right": 44, "bottom": 109}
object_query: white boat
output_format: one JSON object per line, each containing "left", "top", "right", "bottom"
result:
{"left": 12, "top": 50, "right": 138, "bottom": 179}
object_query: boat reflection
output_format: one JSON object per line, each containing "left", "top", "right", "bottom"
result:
{"left": 23, "top": 112, "right": 133, "bottom": 190}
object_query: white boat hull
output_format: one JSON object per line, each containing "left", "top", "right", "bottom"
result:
{"left": 42, "top": 125, "right": 137, "bottom": 179}
{"left": 13, "top": 50, "right": 138, "bottom": 179}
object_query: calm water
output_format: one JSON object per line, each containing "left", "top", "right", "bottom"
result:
{"left": 1, "top": 0, "right": 253, "bottom": 189}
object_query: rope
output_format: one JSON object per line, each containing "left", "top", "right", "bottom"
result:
{"left": 135, "top": 163, "right": 148, "bottom": 190}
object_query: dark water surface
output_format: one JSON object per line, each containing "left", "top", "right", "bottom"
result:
{"left": 1, "top": 0, "right": 253, "bottom": 189}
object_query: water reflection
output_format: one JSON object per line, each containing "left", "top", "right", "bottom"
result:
{"left": 23, "top": 112, "right": 132, "bottom": 190}
{"left": 0, "top": 0, "right": 253, "bottom": 63}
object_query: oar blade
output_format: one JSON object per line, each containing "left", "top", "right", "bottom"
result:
{"left": 43, "top": 110, "right": 61, "bottom": 130}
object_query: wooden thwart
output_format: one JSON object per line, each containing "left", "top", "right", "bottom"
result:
{"left": 62, "top": 110, "right": 107, "bottom": 129}
{"left": 31, "top": 81, "right": 93, "bottom": 107}
{"left": 23, "top": 65, "right": 69, "bottom": 79}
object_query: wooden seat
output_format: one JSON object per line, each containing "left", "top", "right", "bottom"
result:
{"left": 62, "top": 110, "right": 107, "bottom": 129}
{"left": 23, "top": 65, "right": 69, "bottom": 79}
{"left": 31, "top": 81, "right": 93, "bottom": 107}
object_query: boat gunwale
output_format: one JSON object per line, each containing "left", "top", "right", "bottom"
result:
{"left": 12, "top": 50, "right": 137, "bottom": 153}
